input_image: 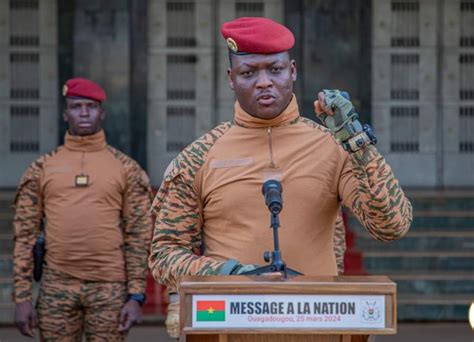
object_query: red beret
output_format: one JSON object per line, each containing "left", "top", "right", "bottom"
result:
{"left": 63, "top": 77, "right": 106, "bottom": 102}
{"left": 221, "top": 17, "right": 294, "bottom": 54}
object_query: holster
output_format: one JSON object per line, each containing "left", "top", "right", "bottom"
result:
{"left": 33, "top": 232, "right": 45, "bottom": 282}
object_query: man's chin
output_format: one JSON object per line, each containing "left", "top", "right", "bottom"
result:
{"left": 71, "top": 128, "right": 98, "bottom": 136}
{"left": 255, "top": 106, "right": 282, "bottom": 120}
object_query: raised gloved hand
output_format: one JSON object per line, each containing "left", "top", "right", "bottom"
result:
{"left": 165, "top": 293, "right": 179, "bottom": 339}
{"left": 313, "top": 89, "right": 362, "bottom": 142}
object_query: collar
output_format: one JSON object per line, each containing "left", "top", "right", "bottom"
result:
{"left": 234, "top": 94, "right": 300, "bottom": 128}
{"left": 64, "top": 130, "right": 107, "bottom": 152}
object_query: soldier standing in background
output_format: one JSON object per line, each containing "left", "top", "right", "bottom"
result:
{"left": 13, "top": 78, "right": 153, "bottom": 341}
{"left": 149, "top": 17, "right": 412, "bottom": 339}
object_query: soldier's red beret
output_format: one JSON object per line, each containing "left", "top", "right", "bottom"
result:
{"left": 62, "top": 77, "right": 106, "bottom": 102}
{"left": 221, "top": 17, "right": 294, "bottom": 54}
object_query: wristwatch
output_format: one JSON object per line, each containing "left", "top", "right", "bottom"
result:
{"left": 128, "top": 293, "right": 146, "bottom": 306}
{"left": 342, "top": 124, "right": 377, "bottom": 153}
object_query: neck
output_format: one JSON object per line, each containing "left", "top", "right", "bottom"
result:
{"left": 64, "top": 130, "right": 107, "bottom": 152}
{"left": 234, "top": 94, "right": 300, "bottom": 128}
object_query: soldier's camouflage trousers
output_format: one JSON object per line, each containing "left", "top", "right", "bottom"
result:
{"left": 36, "top": 266, "right": 127, "bottom": 341}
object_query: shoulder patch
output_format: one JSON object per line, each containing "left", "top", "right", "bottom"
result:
{"left": 151, "top": 122, "right": 233, "bottom": 215}
{"left": 169, "top": 122, "right": 233, "bottom": 181}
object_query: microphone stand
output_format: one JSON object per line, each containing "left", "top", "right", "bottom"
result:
{"left": 242, "top": 210, "right": 303, "bottom": 279}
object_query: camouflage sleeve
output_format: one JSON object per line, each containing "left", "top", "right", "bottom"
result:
{"left": 122, "top": 162, "right": 154, "bottom": 295}
{"left": 13, "top": 162, "right": 43, "bottom": 303}
{"left": 149, "top": 165, "right": 226, "bottom": 291}
{"left": 339, "top": 145, "right": 413, "bottom": 242}
{"left": 149, "top": 123, "right": 232, "bottom": 291}
{"left": 333, "top": 210, "right": 346, "bottom": 274}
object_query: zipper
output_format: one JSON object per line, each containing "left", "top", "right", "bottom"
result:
{"left": 267, "top": 127, "right": 275, "bottom": 168}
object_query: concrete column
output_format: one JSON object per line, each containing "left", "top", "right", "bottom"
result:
{"left": 73, "top": 0, "right": 131, "bottom": 154}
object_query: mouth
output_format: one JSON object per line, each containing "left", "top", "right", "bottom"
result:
{"left": 257, "top": 93, "right": 276, "bottom": 106}
{"left": 78, "top": 122, "right": 93, "bottom": 128}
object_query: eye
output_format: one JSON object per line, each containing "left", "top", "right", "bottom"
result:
{"left": 241, "top": 70, "right": 254, "bottom": 77}
{"left": 271, "top": 66, "right": 283, "bottom": 73}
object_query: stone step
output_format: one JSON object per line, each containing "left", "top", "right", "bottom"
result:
{"left": 0, "top": 303, "right": 14, "bottom": 324}
{"left": 397, "top": 303, "right": 469, "bottom": 321}
{"left": 363, "top": 252, "right": 474, "bottom": 271}
{"left": 413, "top": 210, "right": 474, "bottom": 217}
{"left": 409, "top": 216, "right": 474, "bottom": 229}
{"left": 357, "top": 230, "right": 474, "bottom": 238}
{"left": 372, "top": 270, "right": 474, "bottom": 297}
{"left": 398, "top": 293, "right": 471, "bottom": 305}
{"left": 0, "top": 191, "right": 15, "bottom": 215}
{"left": 406, "top": 196, "right": 474, "bottom": 211}
{"left": 0, "top": 255, "right": 13, "bottom": 278}
{"left": 355, "top": 234, "right": 474, "bottom": 252}
{"left": 0, "top": 278, "right": 13, "bottom": 304}
{"left": 0, "top": 205, "right": 13, "bottom": 215}
{"left": 0, "top": 190, "right": 15, "bottom": 199}
{"left": 370, "top": 270, "right": 474, "bottom": 280}
{"left": 395, "top": 278, "right": 474, "bottom": 295}
{"left": 0, "top": 191, "right": 15, "bottom": 234}
{"left": 0, "top": 233, "right": 14, "bottom": 252}
{"left": 397, "top": 293, "right": 472, "bottom": 321}
{"left": 349, "top": 216, "right": 474, "bottom": 232}
{"left": 0, "top": 213, "right": 13, "bottom": 235}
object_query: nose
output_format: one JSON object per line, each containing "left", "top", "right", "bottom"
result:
{"left": 79, "top": 104, "right": 89, "bottom": 117}
{"left": 256, "top": 70, "right": 272, "bottom": 89}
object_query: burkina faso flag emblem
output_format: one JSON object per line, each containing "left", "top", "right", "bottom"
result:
{"left": 196, "top": 300, "right": 226, "bottom": 321}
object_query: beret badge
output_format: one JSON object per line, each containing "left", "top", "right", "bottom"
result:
{"left": 226, "top": 37, "right": 238, "bottom": 53}
{"left": 62, "top": 84, "right": 68, "bottom": 96}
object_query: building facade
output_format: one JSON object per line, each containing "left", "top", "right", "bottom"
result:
{"left": 0, "top": 0, "right": 472, "bottom": 187}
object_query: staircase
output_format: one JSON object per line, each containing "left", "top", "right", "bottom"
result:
{"left": 348, "top": 189, "right": 474, "bottom": 320}
{"left": 0, "top": 190, "right": 15, "bottom": 324}
{"left": 2, "top": 189, "right": 473, "bottom": 323}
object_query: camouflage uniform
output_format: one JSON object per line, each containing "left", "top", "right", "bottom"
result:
{"left": 37, "top": 266, "right": 127, "bottom": 341}
{"left": 13, "top": 131, "right": 153, "bottom": 340}
{"left": 149, "top": 97, "right": 412, "bottom": 291}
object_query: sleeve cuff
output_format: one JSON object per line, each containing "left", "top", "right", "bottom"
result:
{"left": 350, "top": 144, "right": 379, "bottom": 165}
{"left": 127, "top": 279, "right": 146, "bottom": 294}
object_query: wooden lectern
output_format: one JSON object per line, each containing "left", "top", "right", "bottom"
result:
{"left": 179, "top": 275, "right": 396, "bottom": 342}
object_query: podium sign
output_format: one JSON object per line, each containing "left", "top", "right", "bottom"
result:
{"left": 179, "top": 275, "right": 396, "bottom": 342}
{"left": 192, "top": 294, "right": 385, "bottom": 329}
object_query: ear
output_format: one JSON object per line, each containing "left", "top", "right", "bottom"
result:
{"left": 63, "top": 110, "right": 68, "bottom": 122}
{"left": 227, "top": 68, "right": 235, "bottom": 90}
{"left": 99, "top": 107, "right": 106, "bottom": 121}
{"left": 290, "top": 59, "right": 297, "bottom": 82}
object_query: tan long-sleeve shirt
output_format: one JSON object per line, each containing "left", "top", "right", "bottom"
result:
{"left": 149, "top": 95, "right": 412, "bottom": 290}
{"left": 13, "top": 130, "right": 153, "bottom": 303}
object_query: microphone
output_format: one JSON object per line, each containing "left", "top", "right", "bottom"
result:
{"left": 262, "top": 180, "right": 283, "bottom": 215}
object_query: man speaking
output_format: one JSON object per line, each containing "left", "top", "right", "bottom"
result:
{"left": 149, "top": 17, "right": 412, "bottom": 338}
